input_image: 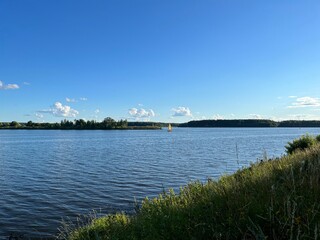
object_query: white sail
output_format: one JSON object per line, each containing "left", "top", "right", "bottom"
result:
{"left": 168, "top": 123, "right": 172, "bottom": 132}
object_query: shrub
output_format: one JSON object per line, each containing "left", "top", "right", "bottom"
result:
{"left": 10, "top": 121, "right": 20, "bottom": 128}
{"left": 316, "top": 135, "right": 320, "bottom": 142}
{"left": 285, "top": 134, "right": 316, "bottom": 154}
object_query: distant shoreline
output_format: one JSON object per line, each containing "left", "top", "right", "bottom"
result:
{"left": 1, "top": 119, "right": 320, "bottom": 130}
{"left": 179, "top": 119, "right": 320, "bottom": 128}
{"left": 2, "top": 126, "right": 320, "bottom": 130}
{"left": 0, "top": 126, "right": 162, "bottom": 130}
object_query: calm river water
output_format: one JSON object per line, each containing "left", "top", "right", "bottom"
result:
{"left": 0, "top": 128, "right": 320, "bottom": 238}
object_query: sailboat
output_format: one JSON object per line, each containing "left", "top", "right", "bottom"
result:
{"left": 168, "top": 123, "right": 172, "bottom": 132}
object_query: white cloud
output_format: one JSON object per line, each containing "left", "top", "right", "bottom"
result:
{"left": 128, "top": 108, "right": 155, "bottom": 120}
{"left": 212, "top": 114, "right": 224, "bottom": 120}
{"left": 39, "top": 102, "right": 79, "bottom": 118}
{"left": 193, "top": 116, "right": 207, "bottom": 120}
{"left": 35, "top": 113, "right": 44, "bottom": 119}
{"left": 91, "top": 109, "right": 101, "bottom": 120}
{"left": 23, "top": 82, "right": 30, "bottom": 85}
{"left": 66, "top": 97, "right": 77, "bottom": 103}
{"left": 249, "top": 114, "right": 263, "bottom": 119}
{"left": 288, "top": 95, "right": 297, "bottom": 99}
{"left": 288, "top": 114, "right": 320, "bottom": 120}
{"left": 0, "top": 81, "right": 19, "bottom": 90}
{"left": 80, "top": 97, "right": 88, "bottom": 101}
{"left": 172, "top": 107, "right": 192, "bottom": 117}
{"left": 269, "top": 116, "right": 282, "bottom": 121}
{"left": 288, "top": 96, "right": 320, "bottom": 108}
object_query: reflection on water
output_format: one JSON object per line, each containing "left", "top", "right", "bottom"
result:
{"left": 0, "top": 128, "right": 319, "bottom": 238}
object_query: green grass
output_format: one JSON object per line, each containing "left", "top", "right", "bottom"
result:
{"left": 64, "top": 143, "right": 320, "bottom": 240}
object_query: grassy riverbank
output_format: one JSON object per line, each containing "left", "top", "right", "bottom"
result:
{"left": 65, "top": 142, "right": 320, "bottom": 239}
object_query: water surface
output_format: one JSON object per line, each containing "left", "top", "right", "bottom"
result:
{"left": 0, "top": 128, "right": 319, "bottom": 238}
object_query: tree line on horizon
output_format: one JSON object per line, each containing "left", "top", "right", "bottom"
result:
{"left": 1, "top": 119, "right": 320, "bottom": 130}
{"left": 0, "top": 117, "right": 129, "bottom": 130}
{"left": 179, "top": 119, "right": 320, "bottom": 128}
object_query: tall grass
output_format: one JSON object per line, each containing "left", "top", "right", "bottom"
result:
{"left": 64, "top": 143, "right": 320, "bottom": 240}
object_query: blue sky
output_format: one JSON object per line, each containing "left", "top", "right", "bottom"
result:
{"left": 1, "top": 0, "right": 320, "bottom": 123}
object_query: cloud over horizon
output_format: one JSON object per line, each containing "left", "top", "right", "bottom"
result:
{"left": 172, "top": 107, "right": 192, "bottom": 117}
{"left": 0, "top": 81, "right": 19, "bottom": 90}
{"left": 248, "top": 114, "right": 263, "bottom": 119}
{"left": 288, "top": 97, "right": 320, "bottom": 108}
{"left": 288, "top": 114, "right": 320, "bottom": 120}
{"left": 128, "top": 108, "right": 155, "bottom": 121}
{"left": 35, "top": 113, "right": 44, "bottom": 119}
{"left": 39, "top": 102, "right": 79, "bottom": 118}
{"left": 212, "top": 114, "right": 224, "bottom": 120}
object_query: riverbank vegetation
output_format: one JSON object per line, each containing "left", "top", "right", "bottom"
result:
{"left": 285, "top": 134, "right": 320, "bottom": 154}
{"left": 0, "top": 118, "right": 161, "bottom": 130}
{"left": 62, "top": 135, "right": 320, "bottom": 239}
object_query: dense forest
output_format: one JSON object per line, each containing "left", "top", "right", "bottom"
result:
{"left": 0, "top": 118, "right": 159, "bottom": 130}
{"left": 277, "top": 120, "right": 320, "bottom": 127}
{"left": 179, "top": 119, "right": 277, "bottom": 128}
{"left": 179, "top": 119, "right": 320, "bottom": 128}
{"left": 1, "top": 119, "right": 320, "bottom": 130}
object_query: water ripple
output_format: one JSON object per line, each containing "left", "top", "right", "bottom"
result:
{"left": 0, "top": 128, "right": 320, "bottom": 238}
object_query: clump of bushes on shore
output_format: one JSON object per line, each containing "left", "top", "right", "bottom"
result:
{"left": 63, "top": 136, "right": 320, "bottom": 240}
{"left": 285, "top": 134, "right": 320, "bottom": 154}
